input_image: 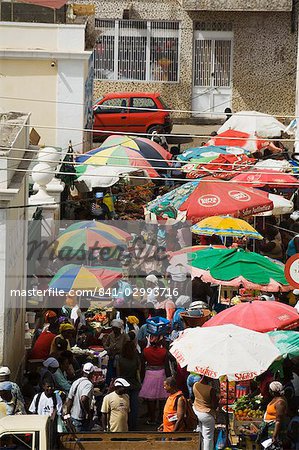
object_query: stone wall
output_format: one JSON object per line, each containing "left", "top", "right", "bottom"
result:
{"left": 90, "top": 0, "right": 297, "bottom": 120}
{"left": 179, "top": 0, "right": 292, "bottom": 12}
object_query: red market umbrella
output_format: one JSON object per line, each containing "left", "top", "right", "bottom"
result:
{"left": 179, "top": 180, "right": 273, "bottom": 222}
{"left": 207, "top": 130, "right": 270, "bottom": 154}
{"left": 186, "top": 154, "right": 255, "bottom": 180}
{"left": 231, "top": 170, "right": 299, "bottom": 188}
{"left": 203, "top": 301, "right": 299, "bottom": 333}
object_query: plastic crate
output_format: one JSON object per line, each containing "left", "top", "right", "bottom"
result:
{"left": 146, "top": 316, "right": 170, "bottom": 336}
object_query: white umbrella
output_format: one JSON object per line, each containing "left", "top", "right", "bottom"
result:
{"left": 254, "top": 159, "right": 292, "bottom": 172}
{"left": 218, "top": 111, "right": 285, "bottom": 138}
{"left": 255, "top": 193, "right": 293, "bottom": 216}
{"left": 170, "top": 324, "right": 281, "bottom": 381}
{"left": 77, "top": 165, "right": 137, "bottom": 190}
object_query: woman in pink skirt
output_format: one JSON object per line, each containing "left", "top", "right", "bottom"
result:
{"left": 139, "top": 336, "right": 170, "bottom": 425}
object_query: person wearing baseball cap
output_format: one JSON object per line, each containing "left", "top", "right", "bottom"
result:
{"left": 101, "top": 378, "right": 130, "bottom": 432}
{"left": 40, "top": 358, "right": 59, "bottom": 387}
{"left": 0, "top": 381, "right": 26, "bottom": 416}
{"left": 0, "top": 367, "right": 24, "bottom": 405}
{"left": 64, "top": 362, "right": 95, "bottom": 431}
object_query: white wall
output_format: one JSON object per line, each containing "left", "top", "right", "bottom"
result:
{"left": 0, "top": 22, "right": 91, "bottom": 150}
{"left": 0, "top": 59, "right": 57, "bottom": 146}
{"left": 56, "top": 58, "right": 88, "bottom": 152}
{"left": 0, "top": 122, "right": 28, "bottom": 379}
{"left": 0, "top": 22, "right": 86, "bottom": 52}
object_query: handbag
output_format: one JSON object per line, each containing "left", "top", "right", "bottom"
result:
{"left": 215, "top": 429, "right": 226, "bottom": 450}
{"left": 256, "top": 422, "right": 269, "bottom": 444}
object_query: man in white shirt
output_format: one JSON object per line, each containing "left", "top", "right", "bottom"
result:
{"left": 29, "top": 378, "right": 62, "bottom": 417}
{"left": 65, "top": 292, "right": 85, "bottom": 327}
{"left": 64, "top": 362, "right": 95, "bottom": 432}
{"left": 101, "top": 378, "right": 130, "bottom": 432}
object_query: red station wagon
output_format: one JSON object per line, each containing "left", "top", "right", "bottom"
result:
{"left": 93, "top": 92, "right": 173, "bottom": 140}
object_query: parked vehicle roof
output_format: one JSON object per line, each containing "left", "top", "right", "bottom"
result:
{"left": 0, "top": 415, "right": 48, "bottom": 433}
{"left": 102, "top": 92, "right": 161, "bottom": 99}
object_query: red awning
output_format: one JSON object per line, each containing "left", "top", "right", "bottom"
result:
{"left": 17, "top": 0, "right": 67, "bottom": 9}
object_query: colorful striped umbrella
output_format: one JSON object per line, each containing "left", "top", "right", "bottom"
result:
{"left": 76, "top": 135, "right": 172, "bottom": 178}
{"left": 191, "top": 216, "right": 263, "bottom": 240}
{"left": 54, "top": 228, "right": 127, "bottom": 257}
{"left": 60, "top": 221, "right": 130, "bottom": 241}
{"left": 49, "top": 264, "right": 122, "bottom": 292}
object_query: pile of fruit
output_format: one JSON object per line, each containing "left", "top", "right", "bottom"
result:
{"left": 233, "top": 395, "right": 264, "bottom": 421}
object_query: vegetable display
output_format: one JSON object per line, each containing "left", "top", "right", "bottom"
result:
{"left": 233, "top": 395, "right": 264, "bottom": 421}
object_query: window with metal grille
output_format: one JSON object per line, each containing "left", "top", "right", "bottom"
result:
{"left": 195, "top": 22, "right": 233, "bottom": 31}
{"left": 94, "top": 19, "right": 180, "bottom": 82}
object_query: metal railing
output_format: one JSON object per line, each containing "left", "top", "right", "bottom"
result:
{"left": 94, "top": 19, "right": 181, "bottom": 82}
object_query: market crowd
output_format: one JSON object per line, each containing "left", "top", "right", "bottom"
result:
{"left": 0, "top": 288, "right": 298, "bottom": 450}
{"left": 3, "top": 210, "right": 299, "bottom": 450}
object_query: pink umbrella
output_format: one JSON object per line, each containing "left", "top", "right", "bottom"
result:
{"left": 203, "top": 301, "right": 299, "bottom": 332}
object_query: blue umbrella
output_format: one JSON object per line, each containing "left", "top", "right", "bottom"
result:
{"left": 177, "top": 145, "right": 250, "bottom": 164}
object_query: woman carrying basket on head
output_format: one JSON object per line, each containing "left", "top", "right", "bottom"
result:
{"left": 139, "top": 335, "right": 170, "bottom": 425}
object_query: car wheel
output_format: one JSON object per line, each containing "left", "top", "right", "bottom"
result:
{"left": 147, "top": 125, "right": 163, "bottom": 137}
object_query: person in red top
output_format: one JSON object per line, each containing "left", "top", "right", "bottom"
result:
{"left": 139, "top": 336, "right": 170, "bottom": 425}
{"left": 30, "top": 323, "right": 58, "bottom": 360}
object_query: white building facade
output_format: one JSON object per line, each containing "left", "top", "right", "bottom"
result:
{"left": 0, "top": 22, "right": 93, "bottom": 152}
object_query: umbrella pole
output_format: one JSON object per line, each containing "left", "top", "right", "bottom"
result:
{"left": 217, "top": 285, "right": 222, "bottom": 305}
{"left": 253, "top": 217, "right": 256, "bottom": 252}
{"left": 226, "top": 377, "right": 230, "bottom": 447}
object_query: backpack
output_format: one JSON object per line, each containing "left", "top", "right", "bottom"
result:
{"left": 35, "top": 392, "right": 57, "bottom": 414}
{"left": 174, "top": 394, "right": 198, "bottom": 432}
